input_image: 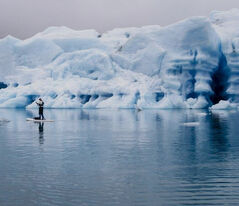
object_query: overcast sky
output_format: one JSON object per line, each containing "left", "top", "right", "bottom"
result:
{"left": 0, "top": 0, "right": 239, "bottom": 39}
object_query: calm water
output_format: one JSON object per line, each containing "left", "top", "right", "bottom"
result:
{"left": 0, "top": 109, "right": 239, "bottom": 206}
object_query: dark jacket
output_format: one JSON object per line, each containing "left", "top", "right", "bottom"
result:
{"left": 37, "top": 100, "right": 44, "bottom": 114}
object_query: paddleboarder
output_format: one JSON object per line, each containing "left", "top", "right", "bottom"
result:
{"left": 36, "top": 98, "right": 45, "bottom": 120}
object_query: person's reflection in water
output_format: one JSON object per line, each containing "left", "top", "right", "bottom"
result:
{"left": 79, "top": 110, "right": 90, "bottom": 120}
{"left": 38, "top": 122, "right": 44, "bottom": 144}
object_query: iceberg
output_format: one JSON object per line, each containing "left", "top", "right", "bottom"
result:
{"left": 210, "top": 9, "right": 239, "bottom": 104}
{"left": 210, "top": 100, "right": 237, "bottom": 110}
{"left": 0, "top": 9, "right": 239, "bottom": 109}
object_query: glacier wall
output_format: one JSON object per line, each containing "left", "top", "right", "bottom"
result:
{"left": 0, "top": 9, "right": 239, "bottom": 109}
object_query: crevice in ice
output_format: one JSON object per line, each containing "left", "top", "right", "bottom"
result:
{"left": 176, "top": 50, "right": 198, "bottom": 100}
{"left": 49, "top": 92, "right": 58, "bottom": 99}
{"left": 26, "top": 95, "right": 40, "bottom": 105}
{"left": 186, "top": 50, "right": 198, "bottom": 99}
{"left": 101, "top": 93, "right": 113, "bottom": 99}
{"left": 79, "top": 93, "right": 113, "bottom": 104}
{"left": 125, "top": 33, "right": 130, "bottom": 38}
{"left": 70, "top": 94, "right": 76, "bottom": 99}
{"left": 232, "top": 42, "right": 236, "bottom": 53}
{"left": 117, "top": 46, "right": 123, "bottom": 52}
{"left": 91, "top": 94, "right": 99, "bottom": 100}
{"left": 0, "top": 82, "right": 8, "bottom": 89}
{"left": 51, "top": 52, "right": 64, "bottom": 62}
{"left": 118, "top": 93, "right": 126, "bottom": 98}
{"left": 79, "top": 94, "right": 91, "bottom": 104}
{"left": 155, "top": 92, "right": 164, "bottom": 102}
{"left": 12, "top": 83, "right": 19, "bottom": 87}
{"left": 87, "top": 69, "right": 95, "bottom": 74}
{"left": 185, "top": 70, "right": 197, "bottom": 99}
{"left": 210, "top": 52, "right": 230, "bottom": 105}
{"left": 134, "top": 92, "right": 140, "bottom": 104}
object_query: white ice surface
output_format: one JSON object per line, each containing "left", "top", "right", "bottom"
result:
{"left": 0, "top": 10, "right": 239, "bottom": 109}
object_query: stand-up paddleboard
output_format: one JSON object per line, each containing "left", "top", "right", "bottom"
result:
{"left": 26, "top": 118, "right": 54, "bottom": 122}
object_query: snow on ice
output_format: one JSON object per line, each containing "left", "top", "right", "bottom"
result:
{"left": 0, "top": 9, "right": 239, "bottom": 109}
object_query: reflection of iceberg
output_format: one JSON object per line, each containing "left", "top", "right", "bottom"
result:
{"left": 0, "top": 118, "right": 10, "bottom": 122}
{"left": 182, "top": 122, "right": 200, "bottom": 127}
{"left": 1, "top": 10, "right": 239, "bottom": 109}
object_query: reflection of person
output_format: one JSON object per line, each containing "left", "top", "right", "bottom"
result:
{"left": 38, "top": 122, "right": 44, "bottom": 144}
{"left": 36, "top": 98, "right": 45, "bottom": 120}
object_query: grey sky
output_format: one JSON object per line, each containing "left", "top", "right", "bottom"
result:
{"left": 0, "top": 0, "right": 239, "bottom": 39}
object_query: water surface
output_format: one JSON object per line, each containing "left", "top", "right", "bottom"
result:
{"left": 0, "top": 109, "right": 239, "bottom": 206}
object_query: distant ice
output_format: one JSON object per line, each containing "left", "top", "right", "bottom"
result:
{"left": 210, "top": 100, "right": 237, "bottom": 110}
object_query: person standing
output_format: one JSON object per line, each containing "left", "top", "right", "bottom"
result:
{"left": 36, "top": 98, "right": 45, "bottom": 120}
